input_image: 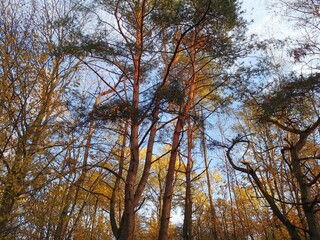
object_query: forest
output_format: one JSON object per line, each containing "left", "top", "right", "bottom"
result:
{"left": 0, "top": 0, "right": 319, "bottom": 239}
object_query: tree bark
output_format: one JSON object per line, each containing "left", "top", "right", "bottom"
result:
{"left": 290, "top": 148, "right": 320, "bottom": 240}
{"left": 110, "top": 122, "right": 128, "bottom": 239}
{"left": 183, "top": 119, "right": 193, "bottom": 240}
{"left": 159, "top": 31, "right": 197, "bottom": 240}
{"left": 117, "top": 1, "right": 145, "bottom": 238}
{"left": 158, "top": 116, "right": 184, "bottom": 240}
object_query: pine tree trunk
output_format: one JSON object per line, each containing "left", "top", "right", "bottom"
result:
{"left": 183, "top": 120, "right": 193, "bottom": 240}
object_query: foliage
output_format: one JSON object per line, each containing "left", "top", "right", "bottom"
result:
{"left": 2, "top": 0, "right": 320, "bottom": 239}
{"left": 253, "top": 73, "right": 320, "bottom": 124}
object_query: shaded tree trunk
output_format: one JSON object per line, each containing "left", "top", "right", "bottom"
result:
{"left": 290, "top": 148, "right": 320, "bottom": 240}
{"left": 183, "top": 119, "right": 193, "bottom": 240}
{"left": 110, "top": 122, "right": 128, "bottom": 239}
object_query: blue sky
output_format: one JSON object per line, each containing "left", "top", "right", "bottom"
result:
{"left": 242, "top": 0, "right": 296, "bottom": 39}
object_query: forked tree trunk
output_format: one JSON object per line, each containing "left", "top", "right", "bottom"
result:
{"left": 159, "top": 33, "right": 197, "bottom": 240}
{"left": 117, "top": 1, "right": 144, "bottom": 238}
{"left": 118, "top": 85, "right": 140, "bottom": 240}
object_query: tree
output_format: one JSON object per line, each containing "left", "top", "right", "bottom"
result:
{"left": 0, "top": 0, "right": 83, "bottom": 237}
{"left": 158, "top": 1, "right": 245, "bottom": 238}
{"left": 65, "top": 0, "right": 247, "bottom": 239}
{"left": 227, "top": 73, "right": 320, "bottom": 240}
{"left": 0, "top": 0, "right": 253, "bottom": 238}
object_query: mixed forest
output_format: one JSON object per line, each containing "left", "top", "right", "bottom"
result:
{"left": 0, "top": 0, "right": 319, "bottom": 239}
